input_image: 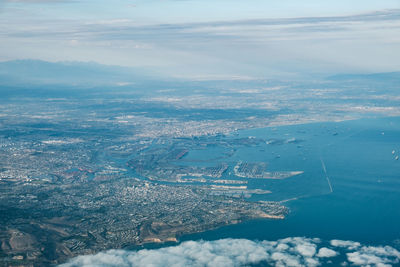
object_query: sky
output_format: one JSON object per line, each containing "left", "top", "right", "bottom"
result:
{"left": 1, "top": 0, "right": 400, "bottom": 78}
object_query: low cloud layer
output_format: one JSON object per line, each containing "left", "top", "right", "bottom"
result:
{"left": 60, "top": 237, "right": 400, "bottom": 267}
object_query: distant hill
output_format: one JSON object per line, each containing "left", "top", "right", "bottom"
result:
{"left": 327, "top": 72, "right": 400, "bottom": 82}
{"left": 0, "top": 60, "right": 156, "bottom": 87}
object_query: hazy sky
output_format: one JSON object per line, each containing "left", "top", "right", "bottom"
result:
{"left": 1, "top": 0, "right": 400, "bottom": 78}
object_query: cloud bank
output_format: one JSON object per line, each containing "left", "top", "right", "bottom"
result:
{"left": 60, "top": 237, "right": 400, "bottom": 267}
{"left": 1, "top": 4, "right": 400, "bottom": 77}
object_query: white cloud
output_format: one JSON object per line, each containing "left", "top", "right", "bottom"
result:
{"left": 347, "top": 245, "right": 400, "bottom": 267}
{"left": 270, "top": 252, "right": 301, "bottom": 267}
{"left": 60, "top": 237, "right": 400, "bottom": 267}
{"left": 330, "top": 239, "right": 361, "bottom": 250}
{"left": 295, "top": 243, "right": 317, "bottom": 257}
{"left": 305, "top": 257, "right": 320, "bottom": 267}
{"left": 317, "top": 247, "right": 338, "bottom": 258}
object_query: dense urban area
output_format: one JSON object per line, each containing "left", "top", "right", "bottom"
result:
{"left": 1, "top": 61, "right": 399, "bottom": 266}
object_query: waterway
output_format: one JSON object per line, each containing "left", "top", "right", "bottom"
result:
{"left": 180, "top": 116, "right": 400, "bottom": 247}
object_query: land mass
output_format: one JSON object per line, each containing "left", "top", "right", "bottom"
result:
{"left": 1, "top": 62, "right": 400, "bottom": 266}
{"left": 0, "top": 178, "right": 286, "bottom": 266}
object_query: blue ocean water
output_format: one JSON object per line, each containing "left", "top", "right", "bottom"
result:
{"left": 181, "top": 116, "right": 400, "bottom": 247}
